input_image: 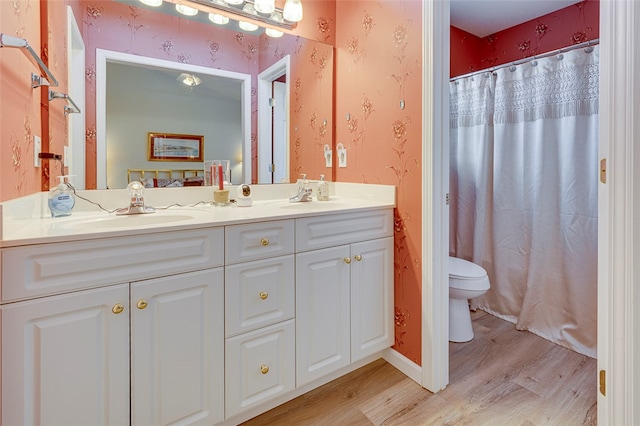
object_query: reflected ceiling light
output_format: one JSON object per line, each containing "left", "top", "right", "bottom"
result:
{"left": 175, "top": 4, "right": 198, "bottom": 16}
{"left": 224, "top": 0, "right": 244, "bottom": 5}
{"left": 208, "top": 13, "right": 230, "bottom": 25}
{"left": 283, "top": 0, "right": 303, "bottom": 22}
{"left": 139, "top": 0, "right": 163, "bottom": 6}
{"left": 254, "top": 0, "right": 275, "bottom": 15}
{"left": 177, "top": 73, "right": 202, "bottom": 87}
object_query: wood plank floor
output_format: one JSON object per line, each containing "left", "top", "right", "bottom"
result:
{"left": 242, "top": 310, "right": 597, "bottom": 426}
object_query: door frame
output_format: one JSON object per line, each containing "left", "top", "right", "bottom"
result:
{"left": 257, "top": 55, "right": 290, "bottom": 184}
{"left": 422, "top": 0, "right": 640, "bottom": 421}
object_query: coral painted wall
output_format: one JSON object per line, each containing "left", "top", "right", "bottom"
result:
{"left": 451, "top": 0, "right": 599, "bottom": 77}
{"left": 335, "top": 0, "right": 423, "bottom": 364}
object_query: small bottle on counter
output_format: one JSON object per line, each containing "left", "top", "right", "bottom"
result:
{"left": 317, "top": 174, "right": 329, "bottom": 201}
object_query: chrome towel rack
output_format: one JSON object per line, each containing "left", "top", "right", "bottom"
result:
{"left": 49, "top": 90, "right": 81, "bottom": 115}
{"left": 1, "top": 33, "right": 81, "bottom": 114}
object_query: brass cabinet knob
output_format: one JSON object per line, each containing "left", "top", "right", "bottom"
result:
{"left": 259, "top": 291, "right": 269, "bottom": 300}
{"left": 344, "top": 257, "right": 351, "bottom": 264}
{"left": 260, "top": 238, "right": 269, "bottom": 246}
{"left": 137, "top": 299, "right": 148, "bottom": 310}
{"left": 112, "top": 303, "right": 124, "bottom": 314}
{"left": 260, "top": 364, "right": 269, "bottom": 374}
{"left": 354, "top": 254, "right": 362, "bottom": 261}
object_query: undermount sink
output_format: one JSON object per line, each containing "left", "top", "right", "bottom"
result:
{"left": 58, "top": 211, "right": 207, "bottom": 230}
{"left": 276, "top": 200, "right": 352, "bottom": 210}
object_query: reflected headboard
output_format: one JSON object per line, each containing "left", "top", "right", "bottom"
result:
{"left": 128, "top": 169, "right": 205, "bottom": 187}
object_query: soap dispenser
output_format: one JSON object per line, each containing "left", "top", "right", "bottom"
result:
{"left": 48, "top": 175, "right": 75, "bottom": 217}
{"left": 317, "top": 174, "right": 329, "bottom": 201}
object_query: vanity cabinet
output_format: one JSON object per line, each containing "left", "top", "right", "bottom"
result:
{"left": 1, "top": 228, "right": 224, "bottom": 426}
{"left": 295, "top": 211, "right": 394, "bottom": 387}
{"left": 0, "top": 206, "right": 394, "bottom": 425}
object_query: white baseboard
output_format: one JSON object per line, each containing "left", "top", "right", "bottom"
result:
{"left": 382, "top": 347, "right": 422, "bottom": 385}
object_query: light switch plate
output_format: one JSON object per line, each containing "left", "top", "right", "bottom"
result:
{"left": 34, "top": 135, "right": 41, "bottom": 167}
{"left": 338, "top": 148, "right": 347, "bottom": 168}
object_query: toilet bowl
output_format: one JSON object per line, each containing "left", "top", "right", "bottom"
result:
{"left": 449, "top": 256, "right": 490, "bottom": 342}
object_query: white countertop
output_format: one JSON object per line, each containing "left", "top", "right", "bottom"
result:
{"left": 0, "top": 183, "right": 396, "bottom": 247}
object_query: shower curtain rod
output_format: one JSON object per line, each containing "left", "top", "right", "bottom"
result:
{"left": 450, "top": 38, "right": 599, "bottom": 82}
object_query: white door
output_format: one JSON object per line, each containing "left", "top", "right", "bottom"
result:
{"left": 131, "top": 268, "right": 224, "bottom": 426}
{"left": 1, "top": 285, "right": 130, "bottom": 426}
{"left": 351, "top": 237, "right": 394, "bottom": 361}
{"left": 296, "top": 245, "right": 351, "bottom": 386}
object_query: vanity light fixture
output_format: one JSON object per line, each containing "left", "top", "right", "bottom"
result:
{"left": 283, "top": 0, "right": 303, "bottom": 22}
{"left": 254, "top": 0, "right": 275, "bottom": 15}
{"left": 208, "top": 13, "right": 230, "bottom": 25}
{"left": 164, "top": 0, "right": 302, "bottom": 30}
{"left": 175, "top": 3, "right": 199, "bottom": 16}
{"left": 177, "top": 73, "right": 202, "bottom": 87}
{"left": 139, "top": 0, "right": 163, "bottom": 6}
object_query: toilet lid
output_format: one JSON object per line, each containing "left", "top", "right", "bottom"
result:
{"left": 449, "top": 256, "right": 487, "bottom": 279}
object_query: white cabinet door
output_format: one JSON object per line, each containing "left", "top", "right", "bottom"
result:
{"left": 296, "top": 245, "right": 351, "bottom": 387}
{"left": 225, "top": 319, "right": 295, "bottom": 417}
{"left": 1, "top": 284, "right": 130, "bottom": 426}
{"left": 131, "top": 268, "right": 224, "bottom": 426}
{"left": 350, "top": 237, "right": 394, "bottom": 361}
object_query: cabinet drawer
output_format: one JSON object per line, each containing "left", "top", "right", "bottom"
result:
{"left": 1, "top": 228, "right": 224, "bottom": 303}
{"left": 225, "top": 220, "right": 294, "bottom": 264}
{"left": 225, "top": 255, "right": 295, "bottom": 337}
{"left": 225, "top": 319, "right": 295, "bottom": 418}
{"left": 296, "top": 209, "right": 393, "bottom": 252}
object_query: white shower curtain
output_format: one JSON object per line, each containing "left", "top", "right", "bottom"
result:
{"left": 450, "top": 46, "right": 599, "bottom": 358}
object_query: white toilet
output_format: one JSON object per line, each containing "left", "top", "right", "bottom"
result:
{"left": 449, "top": 256, "right": 490, "bottom": 342}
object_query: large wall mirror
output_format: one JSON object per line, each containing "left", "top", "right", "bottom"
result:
{"left": 90, "top": 0, "right": 334, "bottom": 189}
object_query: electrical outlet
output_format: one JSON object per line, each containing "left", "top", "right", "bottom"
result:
{"left": 34, "top": 135, "right": 41, "bottom": 167}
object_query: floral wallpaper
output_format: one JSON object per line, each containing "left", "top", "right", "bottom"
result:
{"left": 0, "top": 0, "right": 45, "bottom": 201}
{"left": 335, "top": 0, "right": 423, "bottom": 365}
{"left": 451, "top": 0, "right": 599, "bottom": 77}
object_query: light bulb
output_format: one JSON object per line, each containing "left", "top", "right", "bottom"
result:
{"left": 175, "top": 4, "right": 198, "bottom": 16}
{"left": 254, "top": 0, "right": 275, "bottom": 15}
{"left": 238, "top": 20, "right": 259, "bottom": 31}
{"left": 265, "top": 28, "right": 283, "bottom": 38}
{"left": 139, "top": 0, "right": 162, "bottom": 6}
{"left": 283, "top": 0, "right": 303, "bottom": 22}
{"left": 208, "top": 13, "right": 229, "bottom": 25}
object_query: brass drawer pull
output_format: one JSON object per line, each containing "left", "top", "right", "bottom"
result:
{"left": 137, "top": 299, "right": 148, "bottom": 310}
{"left": 259, "top": 291, "right": 269, "bottom": 300}
{"left": 354, "top": 255, "right": 362, "bottom": 261}
{"left": 260, "top": 238, "right": 269, "bottom": 246}
{"left": 260, "top": 364, "right": 269, "bottom": 374}
{"left": 112, "top": 303, "right": 124, "bottom": 314}
{"left": 344, "top": 257, "right": 351, "bottom": 264}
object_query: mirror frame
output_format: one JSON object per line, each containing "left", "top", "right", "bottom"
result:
{"left": 95, "top": 48, "right": 252, "bottom": 189}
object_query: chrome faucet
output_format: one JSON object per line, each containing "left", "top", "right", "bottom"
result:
{"left": 116, "top": 181, "right": 156, "bottom": 215}
{"left": 289, "top": 174, "right": 313, "bottom": 202}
